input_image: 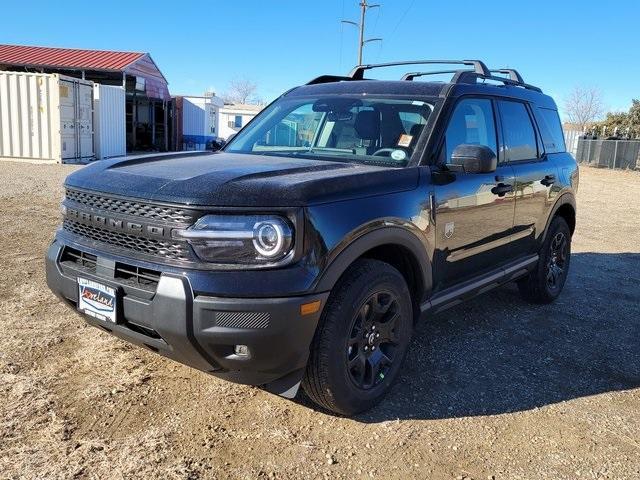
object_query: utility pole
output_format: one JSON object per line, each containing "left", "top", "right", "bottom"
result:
{"left": 342, "top": 1, "right": 382, "bottom": 65}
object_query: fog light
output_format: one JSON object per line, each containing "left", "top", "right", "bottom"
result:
{"left": 234, "top": 345, "right": 249, "bottom": 356}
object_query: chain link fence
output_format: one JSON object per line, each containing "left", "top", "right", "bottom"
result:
{"left": 574, "top": 138, "right": 640, "bottom": 169}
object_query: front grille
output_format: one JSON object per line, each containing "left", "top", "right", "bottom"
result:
{"left": 115, "top": 263, "right": 161, "bottom": 289}
{"left": 65, "top": 188, "right": 195, "bottom": 224}
{"left": 63, "top": 219, "right": 192, "bottom": 262}
{"left": 60, "top": 246, "right": 97, "bottom": 274}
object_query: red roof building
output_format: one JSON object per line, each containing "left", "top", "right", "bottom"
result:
{"left": 0, "top": 44, "right": 170, "bottom": 100}
{"left": 0, "top": 44, "right": 172, "bottom": 152}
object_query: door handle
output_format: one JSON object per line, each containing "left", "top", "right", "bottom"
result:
{"left": 491, "top": 183, "right": 513, "bottom": 197}
{"left": 541, "top": 174, "right": 556, "bottom": 186}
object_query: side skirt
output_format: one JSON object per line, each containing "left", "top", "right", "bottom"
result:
{"left": 420, "top": 254, "right": 538, "bottom": 316}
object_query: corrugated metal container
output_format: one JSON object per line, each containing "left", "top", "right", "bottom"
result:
{"left": 181, "top": 97, "right": 207, "bottom": 150}
{"left": 93, "top": 84, "right": 125, "bottom": 159}
{"left": 0, "top": 71, "right": 94, "bottom": 163}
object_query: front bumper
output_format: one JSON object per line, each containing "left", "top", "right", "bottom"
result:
{"left": 45, "top": 240, "right": 328, "bottom": 394}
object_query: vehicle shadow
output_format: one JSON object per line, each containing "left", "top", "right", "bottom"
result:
{"left": 326, "top": 252, "right": 640, "bottom": 422}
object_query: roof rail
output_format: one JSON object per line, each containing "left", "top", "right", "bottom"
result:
{"left": 348, "top": 59, "right": 491, "bottom": 80}
{"left": 402, "top": 68, "right": 542, "bottom": 92}
{"left": 459, "top": 71, "right": 542, "bottom": 93}
{"left": 305, "top": 60, "right": 542, "bottom": 93}
{"left": 305, "top": 74, "right": 355, "bottom": 85}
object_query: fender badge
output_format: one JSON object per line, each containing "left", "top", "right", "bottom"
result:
{"left": 445, "top": 222, "right": 455, "bottom": 239}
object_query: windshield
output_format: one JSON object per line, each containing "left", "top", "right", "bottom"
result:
{"left": 225, "top": 95, "right": 434, "bottom": 167}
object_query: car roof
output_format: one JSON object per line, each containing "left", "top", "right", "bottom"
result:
{"left": 286, "top": 80, "right": 446, "bottom": 98}
{"left": 285, "top": 79, "right": 558, "bottom": 110}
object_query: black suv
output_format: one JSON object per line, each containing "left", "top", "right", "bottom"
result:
{"left": 46, "top": 60, "right": 578, "bottom": 415}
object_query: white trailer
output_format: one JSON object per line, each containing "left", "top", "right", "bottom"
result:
{"left": 0, "top": 71, "right": 94, "bottom": 163}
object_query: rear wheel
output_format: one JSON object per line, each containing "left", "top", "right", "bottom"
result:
{"left": 302, "top": 259, "right": 413, "bottom": 415}
{"left": 518, "top": 216, "right": 571, "bottom": 304}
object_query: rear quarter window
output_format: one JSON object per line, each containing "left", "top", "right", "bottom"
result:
{"left": 535, "top": 107, "right": 566, "bottom": 154}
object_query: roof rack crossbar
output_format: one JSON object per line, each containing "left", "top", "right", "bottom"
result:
{"left": 401, "top": 69, "right": 473, "bottom": 81}
{"left": 349, "top": 59, "right": 491, "bottom": 80}
{"left": 490, "top": 69, "right": 524, "bottom": 83}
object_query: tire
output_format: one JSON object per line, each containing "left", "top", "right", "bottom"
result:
{"left": 302, "top": 259, "right": 413, "bottom": 415}
{"left": 518, "top": 216, "right": 572, "bottom": 304}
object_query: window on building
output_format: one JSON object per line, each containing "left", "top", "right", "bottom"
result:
{"left": 235, "top": 115, "right": 243, "bottom": 128}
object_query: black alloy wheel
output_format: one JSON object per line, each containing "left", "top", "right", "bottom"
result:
{"left": 302, "top": 259, "right": 413, "bottom": 415}
{"left": 546, "top": 231, "right": 568, "bottom": 294}
{"left": 346, "top": 291, "right": 401, "bottom": 390}
{"left": 518, "top": 216, "right": 572, "bottom": 304}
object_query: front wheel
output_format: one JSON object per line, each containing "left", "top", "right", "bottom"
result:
{"left": 518, "top": 216, "right": 572, "bottom": 304}
{"left": 302, "top": 259, "right": 413, "bottom": 415}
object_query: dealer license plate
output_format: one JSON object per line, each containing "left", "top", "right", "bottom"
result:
{"left": 77, "top": 277, "right": 117, "bottom": 323}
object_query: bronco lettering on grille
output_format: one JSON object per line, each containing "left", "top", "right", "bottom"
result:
{"left": 67, "top": 207, "right": 167, "bottom": 238}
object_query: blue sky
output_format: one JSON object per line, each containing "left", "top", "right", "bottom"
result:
{"left": 2, "top": 0, "right": 639, "bottom": 116}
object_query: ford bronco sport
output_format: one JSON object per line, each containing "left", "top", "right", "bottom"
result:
{"left": 46, "top": 60, "right": 578, "bottom": 415}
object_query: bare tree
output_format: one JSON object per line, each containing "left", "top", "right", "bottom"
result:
{"left": 564, "top": 87, "right": 605, "bottom": 132}
{"left": 223, "top": 78, "right": 258, "bottom": 104}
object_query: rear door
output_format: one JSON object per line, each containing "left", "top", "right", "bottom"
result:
{"left": 497, "top": 100, "right": 557, "bottom": 258}
{"left": 432, "top": 97, "right": 516, "bottom": 290}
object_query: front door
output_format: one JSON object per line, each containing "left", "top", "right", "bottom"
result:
{"left": 432, "top": 97, "right": 516, "bottom": 290}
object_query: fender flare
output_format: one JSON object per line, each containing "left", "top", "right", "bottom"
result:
{"left": 541, "top": 192, "right": 577, "bottom": 244}
{"left": 313, "top": 226, "right": 433, "bottom": 300}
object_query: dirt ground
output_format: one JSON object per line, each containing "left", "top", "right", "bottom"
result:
{"left": 1, "top": 162, "right": 638, "bottom": 480}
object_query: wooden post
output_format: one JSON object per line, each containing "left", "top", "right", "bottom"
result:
{"left": 163, "top": 101, "right": 168, "bottom": 152}
{"left": 151, "top": 100, "right": 156, "bottom": 149}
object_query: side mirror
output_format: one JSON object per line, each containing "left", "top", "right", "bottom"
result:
{"left": 450, "top": 144, "right": 497, "bottom": 173}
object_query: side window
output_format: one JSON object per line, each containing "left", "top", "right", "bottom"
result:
{"left": 498, "top": 101, "right": 538, "bottom": 161}
{"left": 444, "top": 98, "right": 497, "bottom": 163}
{"left": 535, "top": 107, "right": 566, "bottom": 154}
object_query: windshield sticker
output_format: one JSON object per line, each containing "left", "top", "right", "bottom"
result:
{"left": 397, "top": 134, "right": 413, "bottom": 147}
{"left": 391, "top": 150, "right": 407, "bottom": 161}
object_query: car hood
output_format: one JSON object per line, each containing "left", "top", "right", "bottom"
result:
{"left": 65, "top": 152, "right": 420, "bottom": 207}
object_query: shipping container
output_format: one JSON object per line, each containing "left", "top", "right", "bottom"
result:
{"left": 0, "top": 71, "right": 94, "bottom": 163}
{"left": 171, "top": 95, "right": 224, "bottom": 151}
{"left": 93, "top": 84, "right": 126, "bottom": 159}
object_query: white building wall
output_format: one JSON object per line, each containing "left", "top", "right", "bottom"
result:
{"left": 217, "top": 105, "right": 262, "bottom": 140}
{"left": 181, "top": 95, "right": 224, "bottom": 150}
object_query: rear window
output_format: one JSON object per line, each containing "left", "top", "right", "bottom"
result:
{"left": 535, "top": 108, "right": 566, "bottom": 154}
{"left": 498, "top": 101, "right": 538, "bottom": 162}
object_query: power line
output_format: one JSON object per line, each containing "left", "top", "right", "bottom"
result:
{"left": 375, "top": 0, "right": 415, "bottom": 64}
{"left": 388, "top": 0, "right": 416, "bottom": 42}
{"left": 387, "top": 0, "right": 416, "bottom": 42}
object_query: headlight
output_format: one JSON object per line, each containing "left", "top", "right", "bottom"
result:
{"left": 172, "top": 215, "right": 294, "bottom": 264}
